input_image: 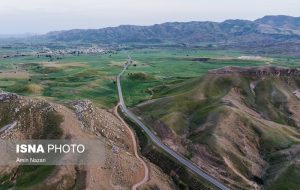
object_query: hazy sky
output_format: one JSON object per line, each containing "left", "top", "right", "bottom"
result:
{"left": 0, "top": 0, "right": 299, "bottom": 34}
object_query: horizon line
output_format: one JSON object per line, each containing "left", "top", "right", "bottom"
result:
{"left": 0, "top": 14, "right": 298, "bottom": 36}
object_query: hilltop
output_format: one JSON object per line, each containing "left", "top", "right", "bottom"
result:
{"left": 0, "top": 92, "right": 175, "bottom": 190}
{"left": 255, "top": 15, "right": 300, "bottom": 31}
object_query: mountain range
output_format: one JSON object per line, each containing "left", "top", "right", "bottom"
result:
{"left": 39, "top": 15, "right": 300, "bottom": 47}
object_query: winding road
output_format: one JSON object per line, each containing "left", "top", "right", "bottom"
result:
{"left": 113, "top": 104, "right": 149, "bottom": 190}
{"left": 117, "top": 55, "right": 230, "bottom": 190}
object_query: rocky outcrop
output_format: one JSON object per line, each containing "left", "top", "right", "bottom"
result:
{"left": 209, "top": 66, "right": 300, "bottom": 77}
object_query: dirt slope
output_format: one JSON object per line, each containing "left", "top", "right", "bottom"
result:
{"left": 0, "top": 92, "right": 175, "bottom": 190}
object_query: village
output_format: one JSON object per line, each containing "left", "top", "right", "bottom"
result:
{"left": 0, "top": 44, "right": 115, "bottom": 60}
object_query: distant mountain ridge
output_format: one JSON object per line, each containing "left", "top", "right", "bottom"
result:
{"left": 0, "top": 33, "right": 36, "bottom": 39}
{"left": 38, "top": 15, "right": 300, "bottom": 48}
{"left": 255, "top": 15, "right": 300, "bottom": 31}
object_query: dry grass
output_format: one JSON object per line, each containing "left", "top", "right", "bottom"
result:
{"left": 0, "top": 71, "right": 30, "bottom": 79}
{"left": 27, "top": 84, "right": 44, "bottom": 94}
{"left": 38, "top": 62, "right": 87, "bottom": 68}
{"left": 109, "top": 61, "right": 126, "bottom": 67}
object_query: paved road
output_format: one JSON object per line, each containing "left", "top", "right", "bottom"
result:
{"left": 117, "top": 55, "right": 230, "bottom": 190}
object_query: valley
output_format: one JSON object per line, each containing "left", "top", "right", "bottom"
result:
{"left": 0, "top": 15, "right": 300, "bottom": 190}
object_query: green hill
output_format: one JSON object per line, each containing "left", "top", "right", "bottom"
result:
{"left": 132, "top": 66, "right": 300, "bottom": 189}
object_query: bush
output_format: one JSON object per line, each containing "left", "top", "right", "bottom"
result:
{"left": 128, "top": 72, "right": 152, "bottom": 80}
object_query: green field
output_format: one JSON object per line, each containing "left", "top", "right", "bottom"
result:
{"left": 1, "top": 46, "right": 300, "bottom": 190}
{"left": 122, "top": 48, "right": 300, "bottom": 106}
{"left": 0, "top": 53, "right": 123, "bottom": 107}
{"left": 1, "top": 47, "right": 300, "bottom": 108}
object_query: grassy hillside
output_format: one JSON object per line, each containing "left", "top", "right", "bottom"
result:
{"left": 132, "top": 67, "right": 300, "bottom": 189}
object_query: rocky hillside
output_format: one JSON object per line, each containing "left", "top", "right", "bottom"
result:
{"left": 0, "top": 92, "right": 176, "bottom": 190}
{"left": 132, "top": 66, "right": 300, "bottom": 190}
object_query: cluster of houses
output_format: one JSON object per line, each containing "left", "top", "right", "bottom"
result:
{"left": 1, "top": 45, "right": 116, "bottom": 60}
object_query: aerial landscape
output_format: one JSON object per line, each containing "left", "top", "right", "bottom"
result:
{"left": 0, "top": 0, "right": 299, "bottom": 190}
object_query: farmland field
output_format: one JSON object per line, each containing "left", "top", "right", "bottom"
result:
{"left": 1, "top": 47, "right": 300, "bottom": 108}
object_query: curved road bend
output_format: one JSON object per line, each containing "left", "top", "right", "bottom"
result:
{"left": 117, "top": 55, "right": 230, "bottom": 190}
{"left": 114, "top": 104, "right": 149, "bottom": 190}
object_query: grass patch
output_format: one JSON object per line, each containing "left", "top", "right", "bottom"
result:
{"left": 127, "top": 72, "right": 153, "bottom": 80}
{"left": 27, "top": 83, "right": 43, "bottom": 95}
{"left": 15, "top": 165, "right": 55, "bottom": 189}
{"left": 266, "top": 164, "right": 300, "bottom": 190}
{"left": 41, "top": 111, "right": 63, "bottom": 139}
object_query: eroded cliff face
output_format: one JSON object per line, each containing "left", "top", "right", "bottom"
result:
{"left": 133, "top": 66, "right": 300, "bottom": 190}
{"left": 209, "top": 66, "right": 300, "bottom": 77}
